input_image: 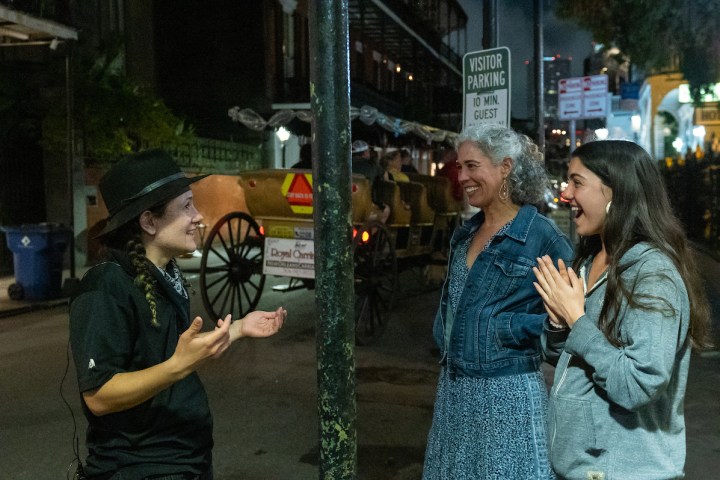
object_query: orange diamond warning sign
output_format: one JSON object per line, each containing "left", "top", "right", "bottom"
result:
{"left": 281, "top": 173, "right": 313, "bottom": 214}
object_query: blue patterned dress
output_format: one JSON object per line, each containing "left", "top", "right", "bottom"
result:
{"left": 423, "top": 224, "right": 555, "bottom": 480}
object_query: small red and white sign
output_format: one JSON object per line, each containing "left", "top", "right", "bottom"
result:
{"left": 559, "top": 75, "right": 608, "bottom": 120}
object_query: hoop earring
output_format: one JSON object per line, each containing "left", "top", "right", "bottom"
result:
{"left": 606, "top": 201, "right": 612, "bottom": 214}
{"left": 499, "top": 179, "right": 510, "bottom": 201}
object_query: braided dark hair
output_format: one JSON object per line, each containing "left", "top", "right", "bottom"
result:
{"left": 128, "top": 237, "right": 160, "bottom": 327}
{"left": 100, "top": 201, "right": 170, "bottom": 328}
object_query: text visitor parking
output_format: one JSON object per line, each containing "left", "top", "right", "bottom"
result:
{"left": 465, "top": 53, "right": 507, "bottom": 90}
{"left": 463, "top": 47, "right": 511, "bottom": 129}
{"left": 466, "top": 54, "right": 506, "bottom": 90}
{"left": 466, "top": 70, "right": 507, "bottom": 90}
{"left": 467, "top": 52, "right": 504, "bottom": 73}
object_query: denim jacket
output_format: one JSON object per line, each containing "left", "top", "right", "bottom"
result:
{"left": 433, "top": 204, "right": 573, "bottom": 378}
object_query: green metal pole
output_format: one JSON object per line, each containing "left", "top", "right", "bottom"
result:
{"left": 308, "top": 1, "right": 356, "bottom": 479}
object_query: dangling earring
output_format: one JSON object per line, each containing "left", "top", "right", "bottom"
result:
{"left": 499, "top": 179, "right": 510, "bottom": 201}
{"left": 605, "top": 201, "right": 612, "bottom": 214}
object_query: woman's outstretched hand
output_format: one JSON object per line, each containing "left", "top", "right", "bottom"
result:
{"left": 228, "top": 307, "right": 287, "bottom": 342}
{"left": 533, "top": 256, "right": 585, "bottom": 329}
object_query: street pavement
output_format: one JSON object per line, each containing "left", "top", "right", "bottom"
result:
{"left": 0, "top": 250, "right": 719, "bottom": 479}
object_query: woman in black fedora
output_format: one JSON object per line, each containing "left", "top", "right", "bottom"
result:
{"left": 69, "top": 149, "right": 286, "bottom": 479}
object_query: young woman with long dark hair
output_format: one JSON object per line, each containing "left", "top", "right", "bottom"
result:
{"left": 534, "top": 140, "right": 710, "bottom": 479}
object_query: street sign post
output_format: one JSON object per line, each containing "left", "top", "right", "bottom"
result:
{"left": 463, "top": 46, "right": 511, "bottom": 129}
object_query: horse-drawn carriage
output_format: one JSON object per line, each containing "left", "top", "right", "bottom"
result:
{"left": 194, "top": 168, "right": 461, "bottom": 344}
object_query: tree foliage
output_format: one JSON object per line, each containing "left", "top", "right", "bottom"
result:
{"left": 42, "top": 41, "right": 194, "bottom": 163}
{"left": 556, "top": 0, "right": 720, "bottom": 103}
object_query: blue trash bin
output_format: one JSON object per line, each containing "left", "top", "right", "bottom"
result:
{"left": 1, "top": 223, "right": 71, "bottom": 301}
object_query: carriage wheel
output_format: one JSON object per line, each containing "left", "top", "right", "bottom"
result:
{"left": 353, "top": 221, "right": 398, "bottom": 345}
{"left": 200, "top": 212, "right": 266, "bottom": 321}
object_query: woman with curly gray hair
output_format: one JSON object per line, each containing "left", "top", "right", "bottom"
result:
{"left": 423, "top": 124, "right": 573, "bottom": 479}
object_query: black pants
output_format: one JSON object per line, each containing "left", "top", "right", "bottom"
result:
{"left": 104, "top": 466, "right": 213, "bottom": 480}
{"left": 143, "top": 468, "right": 213, "bottom": 480}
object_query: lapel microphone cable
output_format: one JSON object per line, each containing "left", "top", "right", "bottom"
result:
{"left": 61, "top": 334, "right": 86, "bottom": 479}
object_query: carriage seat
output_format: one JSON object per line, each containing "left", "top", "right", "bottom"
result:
{"left": 397, "top": 181, "right": 435, "bottom": 225}
{"left": 237, "top": 169, "right": 373, "bottom": 224}
{"left": 373, "top": 179, "right": 411, "bottom": 226}
{"left": 407, "top": 173, "right": 462, "bottom": 215}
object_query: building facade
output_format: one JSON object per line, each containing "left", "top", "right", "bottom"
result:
{"left": 0, "top": 0, "right": 468, "bottom": 270}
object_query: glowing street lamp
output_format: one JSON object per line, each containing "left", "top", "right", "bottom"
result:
{"left": 672, "top": 137, "right": 684, "bottom": 153}
{"left": 276, "top": 126, "right": 290, "bottom": 142}
{"left": 276, "top": 126, "right": 290, "bottom": 167}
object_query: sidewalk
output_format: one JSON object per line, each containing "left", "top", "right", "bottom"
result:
{"left": 0, "top": 268, "right": 85, "bottom": 318}
{"left": 0, "top": 249, "right": 210, "bottom": 318}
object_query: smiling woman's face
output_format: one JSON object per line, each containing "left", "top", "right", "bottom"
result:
{"left": 150, "top": 190, "right": 204, "bottom": 258}
{"left": 456, "top": 141, "right": 507, "bottom": 209}
{"left": 562, "top": 156, "right": 612, "bottom": 237}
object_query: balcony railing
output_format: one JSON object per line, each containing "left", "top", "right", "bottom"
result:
{"left": 159, "top": 138, "right": 263, "bottom": 174}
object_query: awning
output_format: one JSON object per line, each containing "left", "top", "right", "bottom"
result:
{"left": 0, "top": 4, "right": 77, "bottom": 46}
{"left": 228, "top": 104, "right": 458, "bottom": 145}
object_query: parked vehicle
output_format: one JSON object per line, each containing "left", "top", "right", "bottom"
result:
{"left": 196, "top": 168, "right": 461, "bottom": 344}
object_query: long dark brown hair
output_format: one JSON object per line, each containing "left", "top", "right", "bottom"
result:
{"left": 571, "top": 140, "right": 710, "bottom": 349}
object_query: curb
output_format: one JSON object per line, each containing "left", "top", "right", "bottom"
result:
{"left": 0, "top": 299, "right": 68, "bottom": 319}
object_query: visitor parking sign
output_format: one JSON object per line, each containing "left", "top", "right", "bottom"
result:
{"left": 463, "top": 47, "right": 511, "bottom": 129}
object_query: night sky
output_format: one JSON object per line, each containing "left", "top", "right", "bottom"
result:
{"left": 458, "top": 0, "right": 594, "bottom": 119}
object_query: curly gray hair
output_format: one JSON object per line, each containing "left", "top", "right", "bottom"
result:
{"left": 456, "top": 124, "right": 548, "bottom": 205}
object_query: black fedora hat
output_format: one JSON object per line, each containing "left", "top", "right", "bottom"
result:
{"left": 97, "top": 149, "right": 210, "bottom": 237}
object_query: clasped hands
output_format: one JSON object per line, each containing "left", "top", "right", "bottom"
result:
{"left": 532, "top": 256, "right": 585, "bottom": 329}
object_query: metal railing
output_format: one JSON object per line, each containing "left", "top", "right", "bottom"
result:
{"left": 157, "top": 138, "right": 263, "bottom": 174}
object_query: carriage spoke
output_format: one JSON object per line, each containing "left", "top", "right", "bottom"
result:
{"left": 206, "top": 271, "right": 231, "bottom": 290}
{"left": 217, "top": 234, "right": 231, "bottom": 259}
{"left": 353, "top": 221, "right": 397, "bottom": 345}
{"left": 201, "top": 212, "right": 266, "bottom": 321}
{"left": 202, "top": 265, "right": 230, "bottom": 275}
{"left": 219, "top": 281, "right": 232, "bottom": 315}
{"left": 240, "top": 282, "right": 254, "bottom": 308}
{"left": 227, "top": 220, "right": 237, "bottom": 250}
{"left": 209, "top": 274, "right": 231, "bottom": 305}
{"left": 232, "top": 220, "right": 243, "bottom": 255}
{"left": 208, "top": 245, "right": 230, "bottom": 264}
{"left": 239, "top": 222, "right": 253, "bottom": 255}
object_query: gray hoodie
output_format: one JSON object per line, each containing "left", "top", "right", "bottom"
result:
{"left": 543, "top": 243, "right": 691, "bottom": 480}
